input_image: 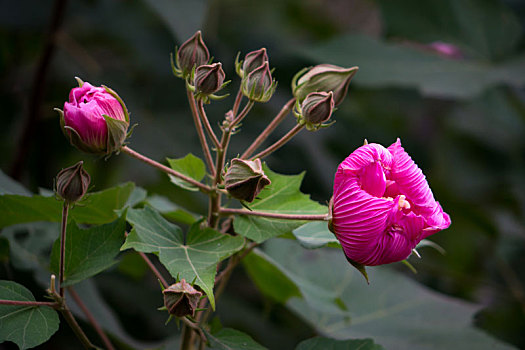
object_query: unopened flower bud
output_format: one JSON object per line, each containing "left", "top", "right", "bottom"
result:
{"left": 292, "top": 64, "right": 358, "bottom": 106}
{"left": 56, "top": 161, "right": 91, "bottom": 203}
{"left": 224, "top": 158, "right": 271, "bottom": 202}
{"left": 162, "top": 279, "right": 202, "bottom": 317}
{"left": 58, "top": 78, "right": 130, "bottom": 155}
{"left": 236, "top": 48, "right": 268, "bottom": 78}
{"left": 296, "top": 91, "right": 335, "bottom": 131}
{"left": 241, "top": 62, "right": 277, "bottom": 103}
{"left": 194, "top": 63, "right": 226, "bottom": 95}
{"left": 175, "top": 31, "right": 210, "bottom": 79}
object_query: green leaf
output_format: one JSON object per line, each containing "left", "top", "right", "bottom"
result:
{"left": 49, "top": 215, "right": 127, "bottom": 286}
{"left": 0, "top": 182, "right": 135, "bottom": 227}
{"left": 0, "top": 170, "right": 31, "bottom": 196}
{"left": 292, "top": 221, "right": 340, "bottom": 249}
{"left": 206, "top": 328, "right": 267, "bottom": 350}
{"left": 298, "top": 34, "right": 525, "bottom": 99}
{"left": 122, "top": 206, "right": 244, "bottom": 309}
{"left": 296, "top": 337, "right": 384, "bottom": 350}
{"left": 244, "top": 249, "right": 346, "bottom": 314}
{"left": 167, "top": 153, "right": 206, "bottom": 191}
{"left": 146, "top": 194, "right": 200, "bottom": 224}
{"left": 233, "top": 164, "right": 326, "bottom": 243}
{"left": 0, "top": 281, "right": 59, "bottom": 349}
{"left": 264, "top": 239, "right": 515, "bottom": 350}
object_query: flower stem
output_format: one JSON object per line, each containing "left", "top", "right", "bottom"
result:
{"left": 138, "top": 251, "right": 169, "bottom": 289}
{"left": 241, "top": 98, "right": 295, "bottom": 159}
{"left": 0, "top": 300, "right": 59, "bottom": 308}
{"left": 121, "top": 146, "right": 212, "bottom": 194}
{"left": 250, "top": 123, "right": 304, "bottom": 160}
{"left": 231, "top": 100, "right": 254, "bottom": 127}
{"left": 68, "top": 287, "right": 115, "bottom": 350}
{"left": 197, "top": 100, "right": 220, "bottom": 149}
{"left": 187, "top": 88, "right": 215, "bottom": 173}
{"left": 59, "top": 202, "right": 69, "bottom": 298}
{"left": 232, "top": 86, "right": 244, "bottom": 116}
{"left": 219, "top": 207, "right": 327, "bottom": 221}
{"left": 59, "top": 304, "right": 97, "bottom": 349}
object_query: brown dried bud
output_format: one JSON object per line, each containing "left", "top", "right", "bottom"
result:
{"left": 224, "top": 158, "right": 271, "bottom": 202}
{"left": 56, "top": 161, "right": 90, "bottom": 203}
{"left": 162, "top": 279, "right": 202, "bottom": 317}
{"left": 194, "top": 63, "right": 226, "bottom": 95}
{"left": 176, "top": 31, "right": 210, "bottom": 79}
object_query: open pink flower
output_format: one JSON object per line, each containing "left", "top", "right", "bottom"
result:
{"left": 331, "top": 139, "right": 450, "bottom": 267}
{"left": 60, "top": 80, "right": 129, "bottom": 155}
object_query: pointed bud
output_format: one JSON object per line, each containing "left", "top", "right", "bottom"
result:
{"left": 176, "top": 31, "right": 210, "bottom": 79}
{"left": 241, "top": 62, "right": 277, "bottom": 103}
{"left": 56, "top": 161, "right": 91, "bottom": 204}
{"left": 237, "top": 48, "right": 268, "bottom": 78}
{"left": 162, "top": 279, "right": 202, "bottom": 317}
{"left": 292, "top": 64, "right": 358, "bottom": 106}
{"left": 224, "top": 158, "right": 271, "bottom": 202}
{"left": 59, "top": 79, "right": 130, "bottom": 156}
{"left": 194, "top": 63, "right": 226, "bottom": 95}
{"left": 297, "top": 91, "right": 334, "bottom": 131}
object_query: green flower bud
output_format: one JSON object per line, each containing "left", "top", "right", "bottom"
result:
{"left": 162, "top": 279, "right": 202, "bottom": 317}
{"left": 175, "top": 31, "right": 210, "bottom": 79}
{"left": 292, "top": 64, "right": 358, "bottom": 106}
{"left": 194, "top": 63, "right": 226, "bottom": 96}
{"left": 224, "top": 158, "right": 271, "bottom": 202}
{"left": 296, "top": 91, "right": 335, "bottom": 131}
{"left": 241, "top": 62, "right": 277, "bottom": 103}
{"left": 56, "top": 161, "right": 90, "bottom": 204}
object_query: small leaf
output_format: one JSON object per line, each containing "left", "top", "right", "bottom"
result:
{"left": 167, "top": 154, "right": 206, "bottom": 191}
{"left": 122, "top": 206, "right": 244, "bottom": 309}
{"left": 292, "top": 221, "right": 341, "bottom": 249}
{"left": 0, "top": 182, "right": 135, "bottom": 228}
{"left": 296, "top": 337, "right": 384, "bottom": 350}
{"left": 0, "top": 281, "right": 59, "bottom": 350}
{"left": 206, "top": 328, "right": 267, "bottom": 350}
{"left": 233, "top": 164, "right": 326, "bottom": 243}
{"left": 50, "top": 215, "right": 127, "bottom": 286}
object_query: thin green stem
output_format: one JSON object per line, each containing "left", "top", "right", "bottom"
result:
{"left": 121, "top": 146, "right": 212, "bottom": 194}
{"left": 187, "top": 88, "right": 215, "bottom": 173}
{"left": 219, "top": 207, "right": 327, "bottom": 221}
{"left": 59, "top": 202, "right": 69, "bottom": 298}
{"left": 197, "top": 100, "right": 220, "bottom": 149}
{"left": 251, "top": 123, "right": 304, "bottom": 160}
{"left": 241, "top": 98, "right": 295, "bottom": 159}
{"left": 68, "top": 287, "right": 115, "bottom": 350}
{"left": 0, "top": 300, "right": 59, "bottom": 308}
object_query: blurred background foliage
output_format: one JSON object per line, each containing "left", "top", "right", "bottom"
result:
{"left": 1, "top": 0, "right": 525, "bottom": 348}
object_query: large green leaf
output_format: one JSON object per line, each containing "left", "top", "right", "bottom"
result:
{"left": 292, "top": 221, "right": 340, "bottom": 249}
{"left": 264, "top": 239, "right": 515, "bottom": 350}
{"left": 377, "top": 0, "right": 522, "bottom": 61}
{"left": 122, "top": 206, "right": 244, "bottom": 309}
{"left": 167, "top": 153, "right": 206, "bottom": 191}
{"left": 299, "top": 34, "right": 525, "bottom": 99}
{"left": 206, "top": 328, "right": 267, "bottom": 350}
{"left": 146, "top": 194, "right": 200, "bottom": 225}
{"left": 0, "top": 182, "right": 135, "bottom": 228}
{"left": 0, "top": 281, "right": 59, "bottom": 350}
{"left": 233, "top": 164, "right": 327, "bottom": 243}
{"left": 49, "top": 215, "right": 127, "bottom": 286}
{"left": 296, "top": 337, "right": 384, "bottom": 350}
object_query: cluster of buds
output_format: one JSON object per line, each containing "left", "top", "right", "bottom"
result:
{"left": 224, "top": 158, "right": 271, "bottom": 202}
{"left": 236, "top": 48, "right": 277, "bottom": 103}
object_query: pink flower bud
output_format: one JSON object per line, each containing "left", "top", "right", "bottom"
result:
{"left": 194, "top": 63, "right": 226, "bottom": 95}
{"left": 292, "top": 64, "right": 358, "bottom": 106}
{"left": 59, "top": 79, "right": 129, "bottom": 155}
{"left": 241, "top": 61, "right": 277, "bottom": 103}
{"left": 176, "top": 31, "right": 210, "bottom": 79}
{"left": 330, "top": 139, "right": 450, "bottom": 268}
